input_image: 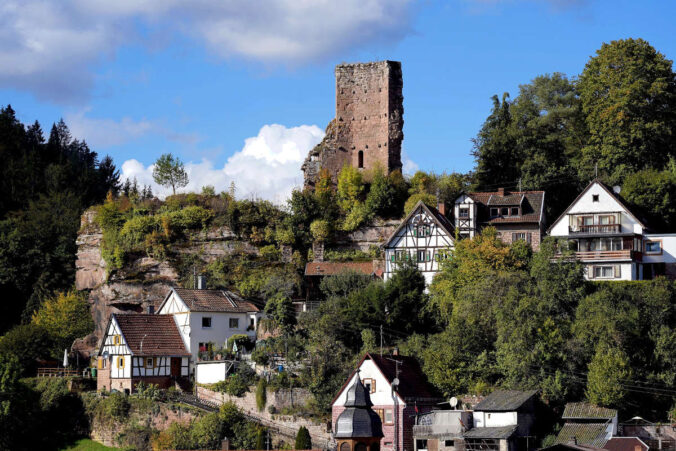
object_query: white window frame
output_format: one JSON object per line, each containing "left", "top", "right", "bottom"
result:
{"left": 229, "top": 318, "right": 239, "bottom": 329}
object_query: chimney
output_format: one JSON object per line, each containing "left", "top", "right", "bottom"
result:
{"left": 497, "top": 187, "right": 505, "bottom": 197}
{"left": 197, "top": 275, "right": 207, "bottom": 290}
{"left": 147, "top": 305, "right": 155, "bottom": 315}
{"left": 392, "top": 348, "right": 399, "bottom": 356}
{"left": 567, "top": 437, "right": 577, "bottom": 446}
{"left": 437, "top": 201, "right": 446, "bottom": 217}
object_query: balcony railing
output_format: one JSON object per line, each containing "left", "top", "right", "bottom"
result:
{"left": 569, "top": 224, "right": 621, "bottom": 234}
{"left": 575, "top": 250, "right": 640, "bottom": 261}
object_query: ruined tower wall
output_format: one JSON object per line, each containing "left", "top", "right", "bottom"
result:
{"left": 302, "top": 61, "right": 403, "bottom": 187}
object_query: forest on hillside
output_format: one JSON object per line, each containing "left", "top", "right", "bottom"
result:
{"left": 0, "top": 37, "right": 675, "bottom": 450}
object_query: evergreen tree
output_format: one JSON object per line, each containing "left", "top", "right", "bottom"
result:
{"left": 295, "top": 426, "right": 312, "bottom": 450}
{"left": 152, "top": 153, "right": 189, "bottom": 195}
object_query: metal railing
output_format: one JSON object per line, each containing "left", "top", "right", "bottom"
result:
{"left": 569, "top": 224, "right": 621, "bottom": 234}
{"left": 37, "top": 368, "right": 81, "bottom": 377}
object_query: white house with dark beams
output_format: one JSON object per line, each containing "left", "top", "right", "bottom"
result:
{"left": 157, "top": 287, "right": 261, "bottom": 364}
{"left": 383, "top": 200, "right": 455, "bottom": 286}
{"left": 548, "top": 179, "right": 656, "bottom": 281}
{"left": 96, "top": 313, "right": 190, "bottom": 393}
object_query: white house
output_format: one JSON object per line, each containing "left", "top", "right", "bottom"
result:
{"left": 642, "top": 233, "right": 676, "bottom": 279}
{"left": 548, "top": 179, "right": 648, "bottom": 281}
{"left": 383, "top": 200, "right": 455, "bottom": 286}
{"left": 157, "top": 287, "right": 261, "bottom": 366}
{"left": 96, "top": 313, "right": 190, "bottom": 393}
{"left": 332, "top": 353, "right": 442, "bottom": 451}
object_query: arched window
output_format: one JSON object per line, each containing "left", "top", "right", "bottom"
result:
{"left": 341, "top": 442, "right": 351, "bottom": 451}
{"left": 358, "top": 150, "right": 364, "bottom": 168}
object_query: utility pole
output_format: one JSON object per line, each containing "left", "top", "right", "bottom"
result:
{"left": 380, "top": 325, "right": 383, "bottom": 356}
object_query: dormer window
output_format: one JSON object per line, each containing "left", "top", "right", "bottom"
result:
{"left": 490, "top": 208, "right": 498, "bottom": 217}
{"left": 511, "top": 207, "right": 519, "bottom": 216}
{"left": 459, "top": 208, "right": 469, "bottom": 218}
{"left": 592, "top": 194, "right": 599, "bottom": 202}
{"left": 501, "top": 207, "right": 509, "bottom": 216}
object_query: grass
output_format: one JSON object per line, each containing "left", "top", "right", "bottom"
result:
{"left": 59, "top": 438, "right": 121, "bottom": 451}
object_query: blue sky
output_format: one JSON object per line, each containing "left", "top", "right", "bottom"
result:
{"left": 1, "top": 0, "right": 674, "bottom": 201}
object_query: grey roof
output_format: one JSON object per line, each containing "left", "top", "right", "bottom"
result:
{"left": 335, "top": 375, "right": 383, "bottom": 439}
{"left": 487, "top": 194, "right": 525, "bottom": 206}
{"left": 554, "top": 422, "right": 611, "bottom": 448}
{"left": 562, "top": 403, "right": 617, "bottom": 420}
{"left": 473, "top": 390, "right": 538, "bottom": 412}
{"left": 463, "top": 426, "right": 517, "bottom": 440}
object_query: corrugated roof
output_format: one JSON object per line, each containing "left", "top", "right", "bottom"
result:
{"left": 555, "top": 423, "right": 611, "bottom": 448}
{"left": 468, "top": 191, "right": 545, "bottom": 225}
{"left": 473, "top": 390, "right": 538, "bottom": 412}
{"left": 305, "top": 261, "right": 374, "bottom": 277}
{"left": 563, "top": 403, "right": 617, "bottom": 420}
{"left": 173, "top": 288, "right": 259, "bottom": 313}
{"left": 114, "top": 314, "right": 189, "bottom": 356}
{"left": 463, "top": 426, "right": 517, "bottom": 439}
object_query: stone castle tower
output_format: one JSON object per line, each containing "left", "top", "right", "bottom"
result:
{"left": 302, "top": 61, "right": 404, "bottom": 187}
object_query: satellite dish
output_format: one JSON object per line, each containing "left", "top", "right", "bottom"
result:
{"left": 392, "top": 377, "right": 400, "bottom": 388}
{"left": 613, "top": 185, "right": 621, "bottom": 194}
{"left": 450, "top": 397, "right": 458, "bottom": 409}
{"left": 102, "top": 351, "right": 109, "bottom": 359}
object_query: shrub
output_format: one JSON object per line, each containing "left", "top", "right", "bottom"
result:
{"left": 169, "top": 205, "right": 213, "bottom": 230}
{"left": 105, "top": 392, "right": 130, "bottom": 420}
{"left": 215, "top": 373, "right": 249, "bottom": 397}
{"left": 256, "top": 378, "right": 267, "bottom": 411}
{"left": 404, "top": 192, "right": 437, "bottom": 213}
{"left": 119, "top": 215, "right": 158, "bottom": 247}
{"left": 310, "top": 219, "right": 331, "bottom": 242}
{"left": 295, "top": 426, "right": 312, "bottom": 450}
{"left": 260, "top": 244, "right": 281, "bottom": 262}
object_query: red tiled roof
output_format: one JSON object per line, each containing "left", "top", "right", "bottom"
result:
{"left": 173, "top": 288, "right": 260, "bottom": 313}
{"left": 304, "top": 261, "right": 374, "bottom": 277}
{"left": 114, "top": 314, "right": 189, "bottom": 356}
{"left": 604, "top": 438, "right": 649, "bottom": 451}
{"left": 468, "top": 190, "right": 545, "bottom": 224}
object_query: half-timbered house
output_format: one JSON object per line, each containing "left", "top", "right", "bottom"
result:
{"left": 157, "top": 287, "right": 262, "bottom": 364}
{"left": 96, "top": 313, "right": 190, "bottom": 393}
{"left": 383, "top": 200, "right": 455, "bottom": 285}
{"left": 453, "top": 188, "right": 546, "bottom": 250}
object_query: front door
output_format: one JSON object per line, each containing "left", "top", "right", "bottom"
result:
{"left": 170, "top": 357, "right": 181, "bottom": 377}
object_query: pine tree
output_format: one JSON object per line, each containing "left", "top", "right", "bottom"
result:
{"left": 294, "top": 426, "right": 312, "bottom": 450}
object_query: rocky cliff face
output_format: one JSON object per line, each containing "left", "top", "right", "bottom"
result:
{"left": 73, "top": 208, "right": 259, "bottom": 357}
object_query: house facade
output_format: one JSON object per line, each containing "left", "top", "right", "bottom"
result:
{"left": 383, "top": 201, "right": 455, "bottom": 286}
{"left": 333, "top": 353, "right": 442, "bottom": 451}
{"left": 413, "top": 409, "right": 473, "bottom": 451}
{"left": 554, "top": 403, "right": 618, "bottom": 448}
{"left": 96, "top": 313, "right": 190, "bottom": 393}
{"left": 304, "top": 261, "right": 380, "bottom": 307}
{"left": 547, "top": 179, "right": 669, "bottom": 281}
{"left": 454, "top": 188, "right": 546, "bottom": 250}
{"left": 157, "top": 287, "right": 262, "bottom": 365}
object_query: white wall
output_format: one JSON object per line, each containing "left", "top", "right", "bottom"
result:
{"left": 549, "top": 182, "right": 644, "bottom": 236}
{"left": 473, "top": 411, "right": 517, "bottom": 428}
{"left": 332, "top": 358, "right": 404, "bottom": 407}
{"left": 584, "top": 262, "right": 635, "bottom": 281}
{"left": 643, "top": 234, "right": 676, "bottom": 263}
{"left": 101, "top": 317, "right": 132, "bottom": 379}
{"left": 195, "top": 361, "right": 230, "bottom": 384}
{"left": 189, "top": 311, "right": 253, "bottom": 358}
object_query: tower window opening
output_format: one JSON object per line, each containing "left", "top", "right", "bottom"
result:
{"left": 358, "top": 151, "right": 364, "bottom": 168}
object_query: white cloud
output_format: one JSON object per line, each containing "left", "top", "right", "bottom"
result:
{"left": 0, "top": 0, "right": 415, "bottom": 103}
{"left": 401, "top": 151, "right": 419, "bottom": 175}
{"left": 121, "top": 123, "right": 324, "bottom": 203}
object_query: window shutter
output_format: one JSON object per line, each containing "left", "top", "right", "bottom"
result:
{"left": 589, "top": 266, "right": 595, "bottom": 279}
{"left": 614, "top": 265, "right": 621, "bottom": 278}
{"left": 527, "top": 233, "right": 532, "bottom": 244}
{"left": 98, "top": 358, "right": 103, "bottom": 369}
{"left": 391, "top": 254, "right": 395, "bottom": 263}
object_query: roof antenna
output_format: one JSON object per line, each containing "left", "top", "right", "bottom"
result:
{"left": 518, "top": 178, "right": 522, "bottom": 191}
{"left": 595, "top": 163, "right": 598, "bottom": 178}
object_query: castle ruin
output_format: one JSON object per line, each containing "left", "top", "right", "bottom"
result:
{"left": 302, "top": 61, "right": 404, "bottom": 187}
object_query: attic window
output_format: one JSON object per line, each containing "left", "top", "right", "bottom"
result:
{"left": 511, "top": 207, "right": 519, "bottom": 216}
{"left": 145, "top": 357, "right": 154, "bottom": 368}
{"left": 113, "top": 335, "right": 121, "bottom": 345}
{"left": 362, "top": 378, "right": 376, "bottom": 393}
{"left": 490, "top": 208, "right": 499, "bottom": 217}
{"left": 501, "top": 207, "right": 509, "bottom": 216}
{"left": 592, "top": 194, "right": 599, "bottom": 202}
{"left": 459, "top": 208, "right": 469, "bottom": 218}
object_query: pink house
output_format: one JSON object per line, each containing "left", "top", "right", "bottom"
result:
{"left": 332, "top": 353, "right": 442, "bottom": 451}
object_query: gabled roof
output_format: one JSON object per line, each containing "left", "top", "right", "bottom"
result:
{"left": 159, "top": 288, "right": 260, "bottom": 313}
{"left": 555, "top": 423, "right": 611, "bottom": 448}
{"left": 563, "top": 403, "right": 617, "bottom": 420}
{"left": 466, "top": 190, "right": 545, "bottom": 225}
{"left": 547, "top": 179, "right": 647, "bottom": 234}
{"left": 305, "top": 261, "right": 374, "bottom": 277}
{"left": 383, "top": 200, "right": 455, "bottom": 248}
{"left": 109, "top": 314, "right": 189, "bottom": 356}
{"left": 473, "top": 390, "right": 538, "bottom": 412}
{"left": 332, "top": 353, "right": 442, "bottom": 406}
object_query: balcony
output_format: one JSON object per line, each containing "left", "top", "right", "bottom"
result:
{"left": 569, "top": 224, "right": 621, "bottom": 234}
{"left": 575, "top": 250, "right": 640, "bottom": 262}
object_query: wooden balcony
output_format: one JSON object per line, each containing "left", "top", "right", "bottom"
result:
{"left": 569, "top": 224, "right": 621, "bottom": 234}
{"left": 575, "top": 250, "right": 640, "bottom": 261}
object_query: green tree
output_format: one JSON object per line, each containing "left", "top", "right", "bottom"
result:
{"left": 31, "top": 291, "right": 94, "bottom": 357}
{"left": 295, "top": 426, "right": 312, "bottom": 450}
{"left": 586, "top": 343, "right": 631, "bottom": 407}
{"left": 622, "top": 169, "right": 676, "bottom": 230}
{"left": 337, "top": 165, "right": 364, "bottom": 212}
{"left": 310, "top": 219, "right": 331, "bottom": 243}
{"left": 152, "top": 153, "right": 189, "bottom": 195}
{"left": 578, "top": 38, "right": 676, "bottom": 184}
{"left": 0, "top": 324, "right": 54, "bottom": 376}
{"left": 264, "top": 294, "right": 297, "bottom": 334}
{"left": 256, "top": 377, "right": 267, "bottom": 411}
